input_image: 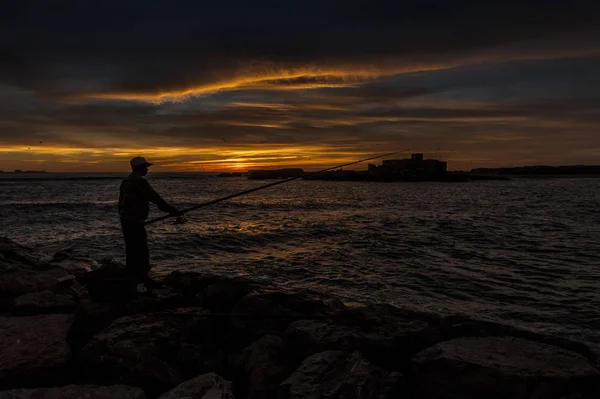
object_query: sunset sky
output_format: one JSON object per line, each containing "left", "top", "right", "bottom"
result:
{"left": 1, "top": 1, "right": 599, "bottom": 172}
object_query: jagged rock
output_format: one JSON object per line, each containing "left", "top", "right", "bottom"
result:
{"left": 68, "top": 289, "right": 186, "bottom": 351}
{"left": 226, "top": 289, "right": 346, "bottom": 350}
{"left": 0, "top": 267, "right": 69, "bottom": 297}
{"left": 279, "top": 351, "right": 404, "bottom": 399}
{"left": 412, "top": 336, "right": 600, "bottom": 399}
{"left": 77, "top": 309, "right": 224, "bottom": 395}
{"left": 233, "top": 335, "right": 293, "bottom": 399}
{"left": 285, "top": 304, "right": 436, "bottom": 370}
{"left": 0, "top": 314, "right": 73, "bottom": 388}
{"left": 163, "top": 271, "right": 261, "bottom": 312}
{"left": 14, "top": 290, "right": 76, "bottom": 315}
{"left": 0, "top": 237, "right": 41, "bottom": 269}
{"left": 77, "top": 313, "right": 188, "bottom": 393}
{"left": 0, "top": 384, "right": 146, "bottom": 398}
{"left": 157, "top": 373, "right": 234, "bottom": 399}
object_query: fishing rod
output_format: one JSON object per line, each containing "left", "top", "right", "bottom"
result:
{"left": 145, "top": 150, "right": 401, "bottom": 226}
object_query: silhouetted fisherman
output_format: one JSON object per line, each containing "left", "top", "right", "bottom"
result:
{"left": 119, "top": 157, "right": 182, "bottom": 293}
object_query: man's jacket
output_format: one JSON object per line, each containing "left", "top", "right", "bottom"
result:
{"left": 118, "top": 173, "right": 178, "bottom": 223}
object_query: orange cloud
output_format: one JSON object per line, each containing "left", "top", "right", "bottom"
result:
{"left": 75, "top": 44, "right": 600, "bottom": 103}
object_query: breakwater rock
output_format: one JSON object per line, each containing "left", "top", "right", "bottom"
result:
{"left": 0, "top": 237, "right": 599, "bottom": 398}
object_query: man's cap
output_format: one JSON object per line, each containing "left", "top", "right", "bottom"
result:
{"left": 130, "top": 156, "right": 153, "bottom": 167}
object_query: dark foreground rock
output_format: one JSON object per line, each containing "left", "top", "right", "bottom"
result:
{"left": 157, "top": 373, "right": 234, "bottom": 399}
{"left": 0, "top": 314, "right": 73, "bottom": 389}
{"left": 286, "top": 304, "right": 437, "bottom": 371}
{"left": 0, "top": 262, "right": 598, "bottom": 399}
{"left": 412, "top": 336, "right": 600, "bottom": 399}
{"left": 67, "top": 288, "right": 185, "bottom": 351}
{"left": 14, "top": 290, "right": 77, "bottom": 315}
{"left": 233, "top": 335, "right": 293, "bottom": 399}
{"left": 77, "top": 313, "right": 188, "bottom": 393}
{"left": 0, "top": 267, "right": 70, "bottom": 298}
{"left": 279, "top": 350, "right": 404, "bottom": 399}
{"left": 442, "top": 314, "right": 600, "bottom": 366}
{"left": 0, "top": 385, "right": 146, "bottom": 399}
{"left": 76, "top": 308, "right": 228, "bottom": 396}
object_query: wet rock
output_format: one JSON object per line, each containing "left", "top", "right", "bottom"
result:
{"left": 163, "top": 271, "right": 260, "bottom": 312}
{"left": 157, "top": 373, "right": 234, "bottom": 399}
{"left": 0, "top": 314, "right": 73, "bottom": 389}
{"left": 14, "top": 290, "right": 77, "bottom": 315}
{"left": 279, "top": 351, "right": 404, "bottom": 399}
{"left": 0, "top": 385, "right": 146, "bottom": 398}
{"left": 77, "top": 313, "right": 188, "bottom": 393}
{"left": 286, "top": 304, "right": 436, "bottom": 370}
{"left": 0, "top": 267, "right": 69, "bottom": 297}
{"left": 227, "top": 289, "right": 346, "bottom": 350}
{"left": 412, "top": 336, "right": 600, "bottom": 399}
{"left": 234, "top": 335, "right": 293, "bottom": 399}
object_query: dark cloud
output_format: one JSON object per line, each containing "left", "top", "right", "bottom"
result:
{"left": 1, "top": 1, "right": 599, "bottom": 97}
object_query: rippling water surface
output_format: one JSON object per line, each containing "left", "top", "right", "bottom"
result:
{"left": 1, "top": 174, "right": 599, "bottom": 345}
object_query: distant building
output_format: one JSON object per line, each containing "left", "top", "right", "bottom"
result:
{"left": 368, "top": 153, "right": 447, "bottom": 180}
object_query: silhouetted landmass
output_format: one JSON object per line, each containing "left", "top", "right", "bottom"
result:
{"left": 247, "top": 168, "right": 304, "bottom": 179}
{"left": 471, "top": 165, "right": 600, "bottom": 175}
{"left": 217, "top": 172, "right": 243, "bottom": 177}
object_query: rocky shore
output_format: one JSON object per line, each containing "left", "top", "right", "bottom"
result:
{"left": 0, "top": 236, "right": 599, "bottom": 398}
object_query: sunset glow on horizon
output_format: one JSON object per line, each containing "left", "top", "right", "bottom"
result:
{"left": 1, "top": 2, "right": 599, "bottom": 172}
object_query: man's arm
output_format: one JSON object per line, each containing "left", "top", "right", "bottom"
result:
{"left": 142, "top": 180, "right": 182, "bottom": 215}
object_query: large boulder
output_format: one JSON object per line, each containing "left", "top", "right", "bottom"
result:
{"left": 77, "top": 309, "right": 222, "bottom": 396}
{"left": 0, "top": 385, "right": 146, "bottom": 398}
{"left": 233, "top": 335, "right": 293, "bottom": 399}
{"left": 78, "top": 313, "right": 187, "bottom": 391}
{"left": 285, "top": 304, "right": 437, "bottom": 370}
{"left": 157, "top": 373, "right": 234, "bottom": 399}
{"left": 68, "top": 289, "right": 186, "bottom": 351}
{"left": 412, "top": 336, "right": 600, "bottom": 399}
{"left": 442, "top": 314, "right": 600, "bottom": 366}
{"left": 0, "top": 314, "right": 73, "bottom": 389}
{"left": 14, "top": 290, "right": 77, "bottom": 315}
{"left": 279, "top": 351, "right": 404, "bottom": 399}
